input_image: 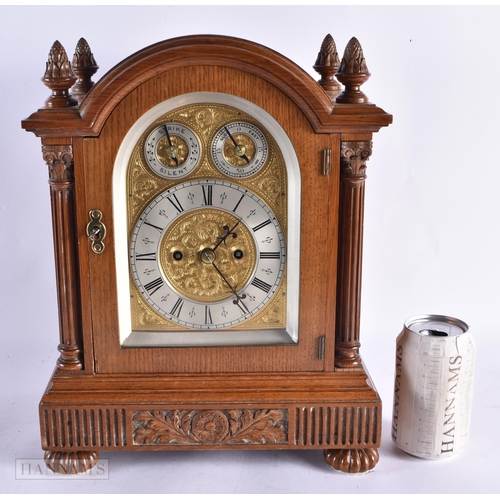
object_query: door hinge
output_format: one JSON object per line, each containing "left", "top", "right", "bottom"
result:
{"left": 323, "top": 149, "right": 331, "bottom": 176}
{"left": 318, "top": 335, "right": 326, "bottom": 360}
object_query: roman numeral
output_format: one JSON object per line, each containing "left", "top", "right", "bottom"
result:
{"left": 251, "top": 277, "right": 272, "bottom": 294}
{"left": 167, "top": 193, "right": 184, "bottom": 213}
{"left": 143, "top": 220, "right": 164, "bottom": 232}
{"left": 170, "top": 297, "right": 184, "bottom": 318}
{"left": 144, "top": 277, "right": 164, "bottom": 295}
{"left": 202, "top": 185, "right": 213, "bottom": 206}
{"left": 233, "top": 194, "right": 245, "bottom": 213}
{"left": 252, "top": 219, "right": 272, "bottom": 232}
{"left": 259, "top": 252, "right": 280, "bottom": 259}
{"left": 135, "top": 252, "right": 156, "bottom": 261}
{"left": 205, "top": 306, "right": 213, "bottom": 325}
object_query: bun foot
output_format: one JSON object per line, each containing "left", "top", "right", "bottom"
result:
{"left": 44, "top": 450, "right": 99, "bottom": 474}
{"left": 324, "top": 448, "right": 379, "bottom": 474}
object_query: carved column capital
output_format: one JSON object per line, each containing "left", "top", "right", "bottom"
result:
{"left": 340, "top": 141, "right": 372, "bottom": 177}
{"left": 42, "top": 144, "right": 74, "bottom": 182}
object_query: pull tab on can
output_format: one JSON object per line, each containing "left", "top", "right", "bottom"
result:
{"left": 419, "top": 329, "right": 448, "bottom": 337}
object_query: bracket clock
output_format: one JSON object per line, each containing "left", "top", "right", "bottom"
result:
{"left": 22, "top": 34, "right": 391, "bottom": 474}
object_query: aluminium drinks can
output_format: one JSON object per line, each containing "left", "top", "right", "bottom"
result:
{"left": 392, "top": 314, "right": 475, "bottom": 459}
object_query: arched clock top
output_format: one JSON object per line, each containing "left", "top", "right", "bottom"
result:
{"left": 22, "top": 34, "right": 392, "bottom": 137}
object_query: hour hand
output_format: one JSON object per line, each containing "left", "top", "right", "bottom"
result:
{"left": 212, "top": 220, "right": 241, "bottom": 251}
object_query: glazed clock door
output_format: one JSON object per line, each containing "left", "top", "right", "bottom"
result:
{"left": 79, "top": 73, "right": 335, "bottom": 375}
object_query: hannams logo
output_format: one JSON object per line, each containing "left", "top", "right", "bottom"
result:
{"left": 15, "top": 459, "right": 109, "bottom": 480}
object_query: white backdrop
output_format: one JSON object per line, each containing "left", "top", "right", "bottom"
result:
{"left": 1, "top": 5, "right": 498, "bottom": 495}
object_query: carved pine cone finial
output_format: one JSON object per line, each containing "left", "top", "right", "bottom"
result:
{"left": 71, "top": 38, "right": 99, "bottom": 103}
{"left": 338, "top": 37, "right": 369, "bottom": 75}
{"left": 41, "top": 40, "right": 78, "bottom": 108}
{"left": 315, "top": 34, "right": 340, "bottom": 68}
{"left": 73, "top": 38, "right": 98, "bottom": 69}
{"left": 44, "top": 40, "right": 75, "bottom": 79}
{"left": 313, "top": 34, "right": 341, "bottom": 101}
{"left": 335, "top": 37, "right": 371, "bottom": 104}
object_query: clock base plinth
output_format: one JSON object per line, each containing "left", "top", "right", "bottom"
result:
{"left": 324, "top": 447, "right": 379, "bottom": 474}
{"left": 39, "top": 367, "right": 381, "bottom": 474}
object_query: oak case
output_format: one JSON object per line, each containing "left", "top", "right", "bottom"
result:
{"left": 22, "top": 34, "right": 391, "bottom": 474}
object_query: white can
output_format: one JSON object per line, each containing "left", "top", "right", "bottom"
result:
{"left": 392, "top": 314, "right": 475, "bottom": 459}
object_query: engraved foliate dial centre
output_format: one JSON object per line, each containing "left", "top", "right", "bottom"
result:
{"left": 223, "top": 133, "right": 256, "bottom": 166}
{"left": 159, "top": 209, "right": 257, "bottom": 303}
{"left": 156, "top": 135, "right": 189, "bottom": 167}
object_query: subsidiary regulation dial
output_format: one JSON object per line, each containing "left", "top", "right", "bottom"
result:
{"left": 144, "top": 122, "right": 201, "bottom": 179}
{"left": 211, "top": 122, "right": 268, "bottom": 178}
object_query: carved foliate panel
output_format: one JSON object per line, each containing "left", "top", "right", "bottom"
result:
{"left": 132, "top": 409, "right": 288, "bottom": 446}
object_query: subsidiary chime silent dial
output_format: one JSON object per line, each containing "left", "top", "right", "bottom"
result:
{"left": 211, "top": 121, "right": 268, "bottom": 178}
{"left": 144, "top": 122, "right": 201, "bottom": 179}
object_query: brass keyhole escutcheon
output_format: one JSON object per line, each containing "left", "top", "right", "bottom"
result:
{"left": 86, "top": 209, "right": 106, "bottom": 254}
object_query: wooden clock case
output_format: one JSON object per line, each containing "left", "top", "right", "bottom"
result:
{"left": 22, "top": 34, "right": 391, "bottom": 474}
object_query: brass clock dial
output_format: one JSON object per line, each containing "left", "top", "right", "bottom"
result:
{"left": 130, "top": 179, "right": 285, "bottom": 329}
{"left": 211, "top": 121, "right": 268, "bottom": 178}
{"left": 144, "top": 122, "right": 201, "bottom": 179}
{"left": 123, "top": 95, "right": 295, "bottom": 341}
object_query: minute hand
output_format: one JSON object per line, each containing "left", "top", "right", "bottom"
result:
{"left": 209, "top": 259, "right": 248, "bottom": 309}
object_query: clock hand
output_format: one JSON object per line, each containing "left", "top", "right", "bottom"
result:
{"left": 224, "top": 126, "right": 250, "bottom": 164}
{"left": 212, "top": 220, "right": 241, "bottom": 252}
{"left": 163, "top": 124, "right": 179, "bottom": 166}
{"left": 202, "top": 250, "right": 247, "bottom": 307}
{"left": 212, "top": 261, "right": 248, "bottom": 307}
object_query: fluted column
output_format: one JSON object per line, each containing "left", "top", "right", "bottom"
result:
{"left": 335, "top": 141, "right": 372, "bottom": 368}
{"left": 43, "top": 143, "right": 83, "bottom": 370}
